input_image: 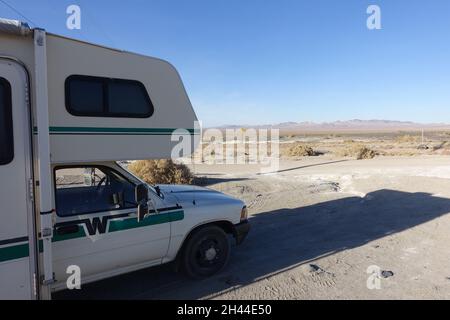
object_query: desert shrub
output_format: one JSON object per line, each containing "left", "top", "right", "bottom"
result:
{"left": 283, "top": 143, "right": 316, "bottom": 157}
{"left": 335, "top": 144, "right": 376, "bottom": 160}
{"left": 395, "top": 135, "right": 420, "bottom": 143}
{"left": 355, "top": 146, "right": 376, "bottom": 160}
{"left": 128, "top": 159, "right": 193, "bottom": 185}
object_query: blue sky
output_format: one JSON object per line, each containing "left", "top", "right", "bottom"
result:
{"left": 2, "top": 0, "right": 450, "bottom": 126}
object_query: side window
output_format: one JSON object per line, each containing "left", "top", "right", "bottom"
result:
{"left": 0, "top": 77, "right": 13, "bottom": 165}
{"left": 55, "top": 166, "right": 137, "bottom": 217}
{"left": 65, "top": 75, "right": 153, "bottom": 118}
{"left": 108, "top": 80, "right": 153, "bottom": 116}
{"left": 66, "top": 77, "right": 104, "bottom": 114}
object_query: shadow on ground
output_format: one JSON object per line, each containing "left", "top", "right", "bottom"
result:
{"left": 256, "top": 159, "right": 349, "bottom": 175}
{"left": 194, "top": 176, "right": 250, "bottom": 186}
{"left": 54, "top": 189, "right": 450, "bottom": 300}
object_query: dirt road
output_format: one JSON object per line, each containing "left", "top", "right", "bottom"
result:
{"left": 56, "top": 156, "right": 450, "bottom": 299}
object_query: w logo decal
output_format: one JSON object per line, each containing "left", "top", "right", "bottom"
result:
{"left": 85, "top": 217, "right": 109, "bottom": 235}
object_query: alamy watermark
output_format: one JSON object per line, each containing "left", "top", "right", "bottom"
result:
{"left": 171, "top": 122, "right": 280, "bottom": 174}
{"left": 66, "top": 5, "right": 81, "bottom": 30}
{"left": 64, "top": 4, "right": 381, "bottom": 32}
{"left": 366, "top": 265, "right": 382, "bottom": 290}
{"left": 66, "top": 265, "right": 81, "bottom": 290}
{"left": 367, "top": 5, "right": 382, "bottom": 30}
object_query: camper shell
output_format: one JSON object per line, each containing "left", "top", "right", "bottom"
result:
{"left": 0, "top": 18, "right": 249, "bottom": 300}
{"left": 0, "top": 24, "right": 199, "bottom": 162}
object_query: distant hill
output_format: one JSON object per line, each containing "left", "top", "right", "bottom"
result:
{"left": 216, "top": 119, "right": 450, "bottom": 132}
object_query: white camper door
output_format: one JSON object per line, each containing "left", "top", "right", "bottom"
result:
{"left": 0, "top": 60, "right": 36, "bottom": 299}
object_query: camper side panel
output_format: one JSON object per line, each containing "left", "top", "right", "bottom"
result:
{"left": 46, "top": 35, "right": 199, "bottom": 163}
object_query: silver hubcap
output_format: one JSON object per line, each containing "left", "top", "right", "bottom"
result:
{"left": 205, "top": 247, "right": 217, "bottom": 261}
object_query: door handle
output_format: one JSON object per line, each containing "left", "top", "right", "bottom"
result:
{"left": 55, "top": 224, "right": 80, "bottom": 235}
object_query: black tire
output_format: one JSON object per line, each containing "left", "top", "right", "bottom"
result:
{"left": 181, "top": 225, "right": 231, "bottom": 279}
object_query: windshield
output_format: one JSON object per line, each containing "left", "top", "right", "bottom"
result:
{"left": 115, "top": 161, "right": 160, "bottom": 196}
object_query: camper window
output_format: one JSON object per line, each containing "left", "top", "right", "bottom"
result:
{"left": 54, "top": 166, "right": 137, "bottom": 217}
{"left": 0, "top": 77, "right": 13, "bottom": 165}
{"left": 65, "top": 75, "right": 153, "bottom": 118}
{"left": 66, "top": 77, "right": 104, "bottom": 114}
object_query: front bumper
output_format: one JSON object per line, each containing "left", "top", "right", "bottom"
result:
{"left": 233, "top": 220, "right": 250, "bottom": 245}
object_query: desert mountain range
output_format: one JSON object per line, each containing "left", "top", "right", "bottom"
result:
{"left": 218, "top": 120, "right": 450, "bottom": 132}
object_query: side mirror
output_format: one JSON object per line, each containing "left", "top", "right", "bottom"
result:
{"left": 135, "top": 183, "right": 148, "bottom": 203}
{"left": 135, "top": 184, "right": 149, "bottom": 222}
{"left": 154, "top": 185, "right": 162, "bottom": 197}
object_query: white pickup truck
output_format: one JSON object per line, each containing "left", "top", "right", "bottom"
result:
{"left": 52, "top": 162, "right": 250, "bottom": 289}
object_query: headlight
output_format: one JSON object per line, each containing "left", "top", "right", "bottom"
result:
{"left": 240, "top": 206, "right": 248, "bottom": 221}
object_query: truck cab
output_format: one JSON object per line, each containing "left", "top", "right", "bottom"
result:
{"left": 51, "top": 162, "right": 249, "bottom": 290}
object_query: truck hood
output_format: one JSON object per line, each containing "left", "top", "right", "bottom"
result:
{"left": 156, "top": 184, "right": 243, "bottom": 208}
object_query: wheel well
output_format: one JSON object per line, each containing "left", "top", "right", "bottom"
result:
{"left": 174, "top": 221, "right": 235, "bottom": 269}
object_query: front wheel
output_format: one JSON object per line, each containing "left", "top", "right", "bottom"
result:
{"left": 181, "top": 225, "right": 231, "bottom": 279}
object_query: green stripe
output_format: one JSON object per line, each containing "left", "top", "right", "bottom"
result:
{"left": 50, "top": 127, "right": 196, "bottom": 134}
{"left": 33, "top": 126, "right": 199, "bottom": 135}
{"left": 0, "top": 210, "right": 184, "bottom": 263}
{"left": 49, "top": 133, "right": 186, "bottom": 136}
{"left": 52, "top": 227, "right": 87, "bottom": 242}
{"left": 169, "top": 210, "right": 184, "bottom": 222}
{"left": 109, "top": 210, "right": 184, "bottom": 233}
{"left": 0, "top": 243, "right": 29, "bottom": 263}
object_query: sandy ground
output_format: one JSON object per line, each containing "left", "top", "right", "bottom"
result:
{"left": 56, "top": 155, "right": 450, "bottom": 300}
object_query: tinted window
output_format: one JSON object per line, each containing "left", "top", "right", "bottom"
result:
{"left": 109, "top": 80, "right": 152, "bottom": 116}
{"left": 55, "top": 166, "right": 137, "bottom": 217}
{"left": 67, "top": 78, "right": 104, "bottom": 114}
{"left": 0, "top": 78, "right": 13, "bottom": 165}
{"left": 65, "top": 75, "right": 153, "bottom": 118}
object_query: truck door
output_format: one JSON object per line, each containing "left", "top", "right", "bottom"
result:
{"left": 0, "top": 59, "right": 37, "bottom": 299}
{"left": 51, "top": 165, "right": 171, "bottom": 289}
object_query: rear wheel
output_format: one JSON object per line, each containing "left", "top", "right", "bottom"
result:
{"left": 181, "top": 225, "right": 231, "bottom": 279}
